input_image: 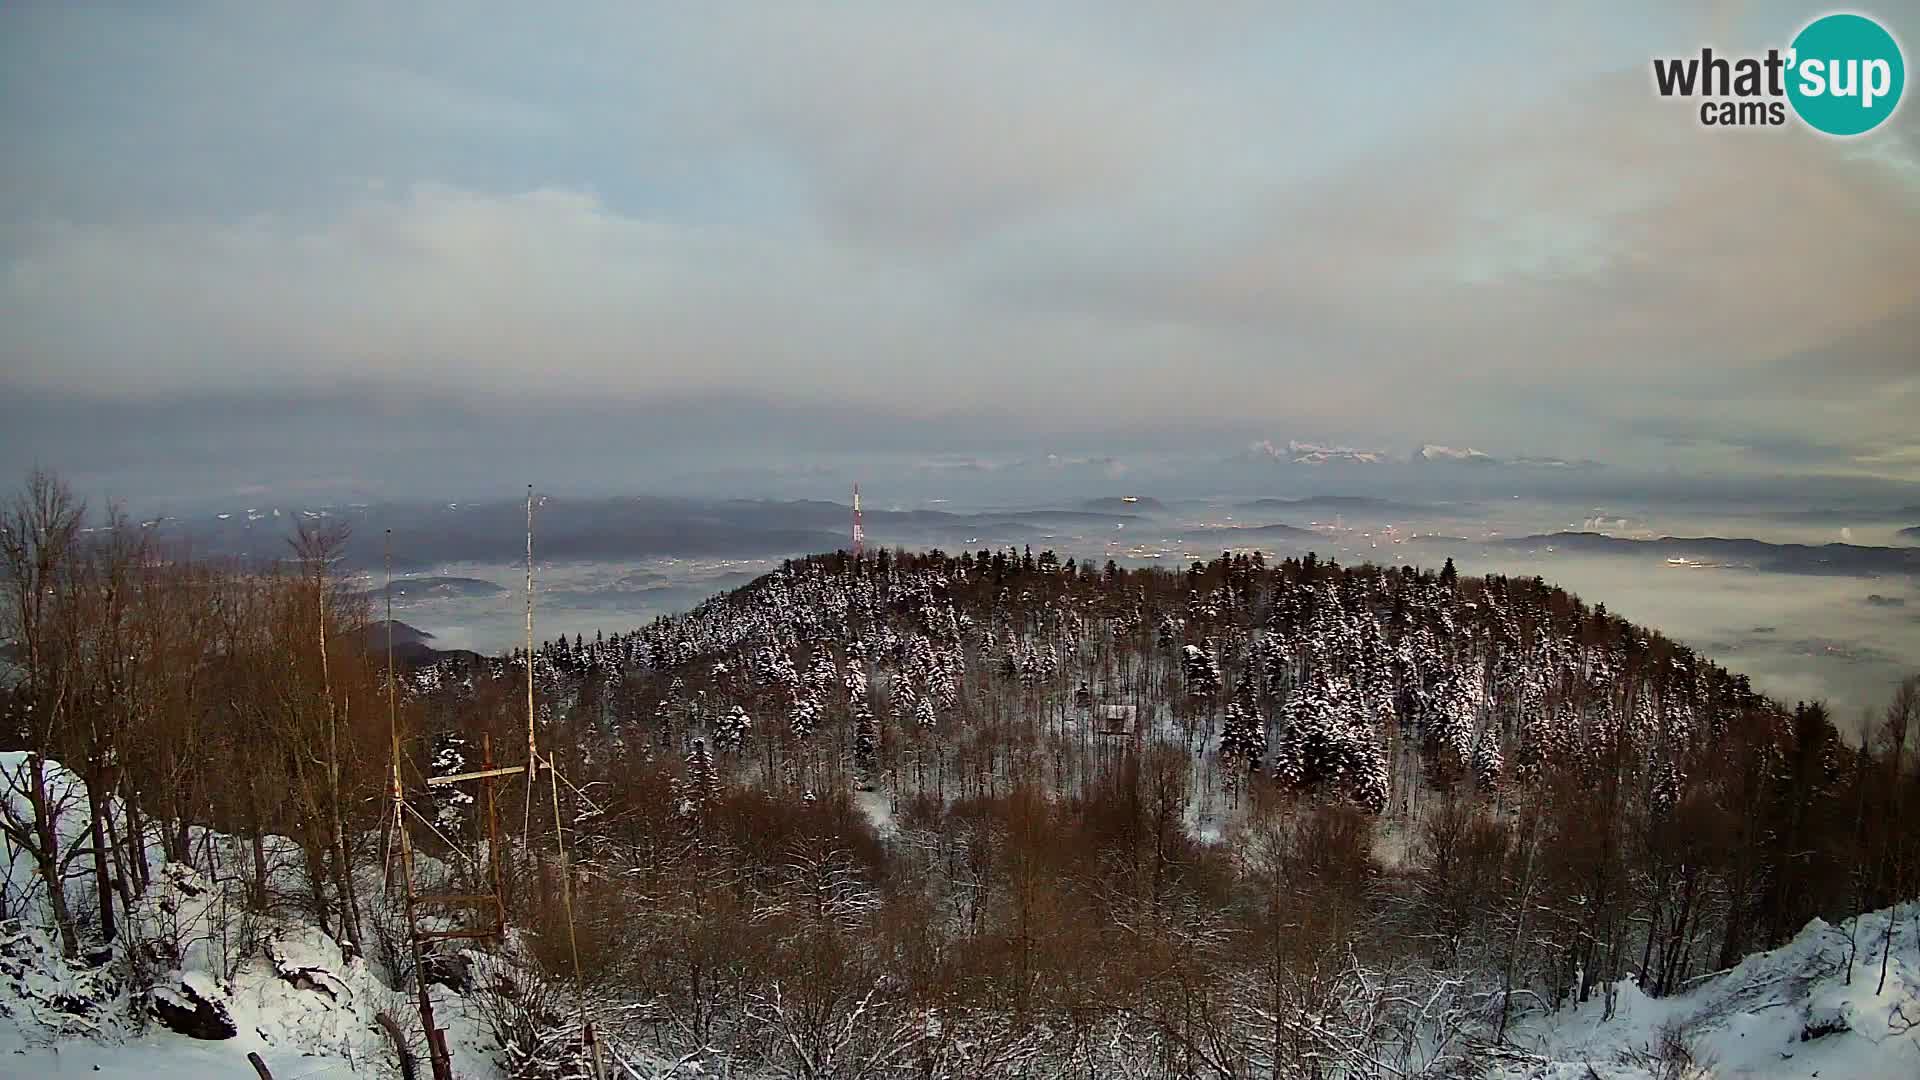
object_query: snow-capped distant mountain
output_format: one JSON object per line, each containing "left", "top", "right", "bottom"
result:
{"left": 1238, "top": 439, "right": 1606, "bottom": 471}
{"left": 1409, "top": 446, "right": 1603, "bottom": 469}
{"left": 1414, "top": 444, "right": 1497, "bottom": 465}
{"left": 1244, "top": 439, "right": 1392, "bottom": 465}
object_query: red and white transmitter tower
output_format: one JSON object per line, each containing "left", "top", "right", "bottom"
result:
{"left": 851, "top": 483, "right": 865, "bottom": 559}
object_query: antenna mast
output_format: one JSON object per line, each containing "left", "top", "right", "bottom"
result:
{"left": 385, "top": 488, "right": 598, "bottom": 1079}
{"left": 851, "top": 482, "right": 864, "bottom": 560}
{"left": 517, "top": 484, "right": 603, "bottom": 1080}
{"left": 526, "top": 484, "right": 537, "bottom": 807}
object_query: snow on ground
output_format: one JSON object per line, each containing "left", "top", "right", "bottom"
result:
{"left": 6, "top": 751, "right": 1918, "bottom": 1078}
{"left": 9, "top": 1035, "right": 335, "bottom": 1078}
{"left": 1501, "top": 904, "right": 1920, "bottom": 1079}
{"left": 853, "top": 789, "right": 897, "bottom": 838}
{"left": 1, "top": 752, "right": 500, "bottom": 1079}
{"left": 1369, "top": 819, "right": 1418, "bottom": 872}
{"left": 0, "top": 877, "right": 463, "bottom": 1080}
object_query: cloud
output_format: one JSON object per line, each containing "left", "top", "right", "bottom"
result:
{"left": 683, "top": 6, "right": 1204, "bottom": 250}
{"left": 1048, "top": 73, "right": 1918, "bottom": 361}
{"left": 4, "top": 185, "right": 928, "bottom": 400}
{"left": 2, "top": 3, "right": 1918, "bottom": 491}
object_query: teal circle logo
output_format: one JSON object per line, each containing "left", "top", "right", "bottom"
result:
{"left": 1787, "top": 14, "right": 1905, "bottom": 136}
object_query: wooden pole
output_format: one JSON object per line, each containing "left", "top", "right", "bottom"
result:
{"left": 429, "top": 1028, "right": 454, "bottom": 1080}
{"left": 549, "top": 754, "right": 601, "bottom": 1079}
{"left": 389, "top": 533, "right": 452, "bottom": 1080}
{"left": 246, "top": 1051, "right": 274, "bottom": 1080}
{"left": 484, "top": 733, "right": 507, "bottom": 940}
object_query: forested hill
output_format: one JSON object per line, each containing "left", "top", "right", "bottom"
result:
{"left": 412, "top": 546, "right": 1909, "bottom": 985}
{"left": 441, "top": 546, "right": 1770, "bottom": 818}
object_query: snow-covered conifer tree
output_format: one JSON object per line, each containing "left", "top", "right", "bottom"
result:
{"left": 715, "top": 703, "right": 751, "bottom": 755}
{"left": 1219, "top": 700, "right": 1267, "bottom": 773}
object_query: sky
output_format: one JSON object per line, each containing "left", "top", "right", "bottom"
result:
{"left": 2, "top": 1, "right": 1919, "bottom": 503}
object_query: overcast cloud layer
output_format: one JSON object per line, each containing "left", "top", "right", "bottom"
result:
{"left": 3, "top": 2, "right": 1919, "bottom": 499}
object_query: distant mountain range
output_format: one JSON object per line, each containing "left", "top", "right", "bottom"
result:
{"left": 1080, "top": 496, "right": 1165, "bottom": 513}
{"left": 1181, "top": 522, "right": 1320, "bottom": 545}
{"left": 125, "top": 491, "right": 1920, "bottom": 578}
{"left": 1741, "top": 505, "right": 1920, "bottom": 525}
{"left": 358, "top": 576, "right": 506, "bottom": 602}
{"left": 1244, "top": 440, "right": 1394, "bottom": 465}
{"left": 1241, "top": 495, "right": 1436, "bottom": 515}
{"left": 1414, "top": 444, "right": 1497, "bottom": 465}
{"left": 138, "top": 495, "right": 1183, "bottom": 570}
{"left": 1416, "top": 531, "right": 1920, "bottom": 577}
{"left": 1241, "top": 440, "right": 1597, "bottom": 469}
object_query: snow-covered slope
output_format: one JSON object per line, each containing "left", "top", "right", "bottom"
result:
{"left": 5, "top": 746, "right": 1916, "bottom": 1079}
{"left": 0, "top": 752, "right": 496, "bottom": 1079}
{"left": 1501, "top": 904, "right": 1919, "bottom": 1079}
{"left": 1, "top": 912, "right": 474, "bottom": 1079}
{"left": 14, "top": 894, "right": 1913, "bottom": 1080}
